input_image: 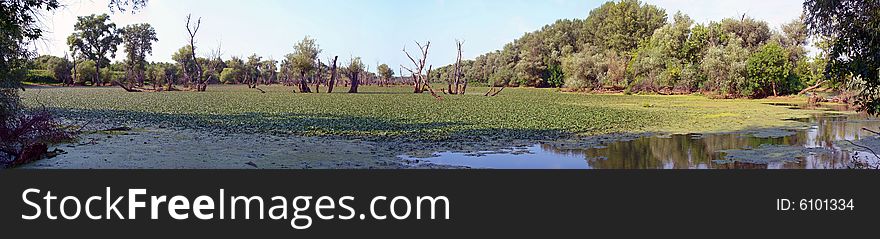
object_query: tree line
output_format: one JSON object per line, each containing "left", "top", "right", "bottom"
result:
{"left": 430, "top": 0, "right": 834, "bottom": 99}
{"left": 27, "top": 13, "right": 402, "bottom": 94}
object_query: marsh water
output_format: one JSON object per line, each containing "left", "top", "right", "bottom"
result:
{"left": 405, "top": 106, "right": 880, "bottom": 169}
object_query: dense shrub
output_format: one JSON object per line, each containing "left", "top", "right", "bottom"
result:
{"left": 562, "top": 51, "right": 605, "bottom": 90}
{"left": 745, "top": 42, "right": 792, "bottom": 97}
{"left": 25, "top": 70, "right": 60, "bottom": 84}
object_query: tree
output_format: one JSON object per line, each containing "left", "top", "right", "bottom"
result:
{"left": 245, "top": 54, "right": 262, "bottom": 88}
{"left": 377, "top": 64, "right": 394, "bottom": 87}
{"left": 344, "top": 57, "right": 365, "bottom": 93}
{"left": 700, "top": 35, "right": 749, "bottom": 96}
{"left": 289, "top": 36, "right": 321, "bottom": 93}
{"left": 327, "top": 56, "right": 339, "bottom": 93}
{"left": 68, "top": 14, "right": 121, "bottom": 86}
{"left": 172, "top": 45, "right": 196, "bottom": 86}
{"left": 584, "top": 0, "right": 666, "bottom": 53}
{"left": 804, "top": 0, "right": 880, "bottom": 114}
{"left": 119, "top": 23, "right": 157, "bottom": 88}
{"left": 46, "top": 56, "right": 73, "bottom": 86}
{"left": 402, "top": 41, "right": 438, "bottom": 96}
{"left": 719, "top": 16, "right": 771, "bottom": 50}
{"left": 630, "top": 12, "right": 694, "bottom": 92}
{"left": 261, "top": 58, "right": 278, "bottom": 85}
{"left": 562, "top": 50, "right": 605, "bottom": 90}
{"left": 185, "top": 14, "right": 207, "bottom": 91}
{"left": 746, "top": 42, "right": 791, "bottom": 97}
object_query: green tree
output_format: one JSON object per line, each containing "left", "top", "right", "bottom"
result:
{"left": 74, "top": 60, "right": 98, "bottom": 85}
{"left": 804, "top": 0, "right": 880, "bottom": 113}
{"left": 172, "top": 45, "right": 196, "bottom": 85}
{"left": 584, "top": 0, "right": 667, "bottom": 53}
{"left": 288, "top": 36, "right": 321, "bottom": 93}
{"left": 700, "top": 35, "right": 749, "bottom": 96}
{"left": 245, "top": 54, "right": 262, "bottom": 87}
{"left": 46, "top": 56, "right": 73, "bottom": 85}
{"left": 562, "top": 49, "right": 605, "bottom": 90}
{"left": 67, "top": 14, "right": 122, "bottom": 86}
{"left": 344, "top": 57, "right": 365, "bottom": 93}
{"left": 120, "top": 23, "right": 157, "bottom": 87}
{"left": 220, "top": 68, "right": 241, "bottom": 84}
{"left": 377, "top": 64, "right": 394, "bottom": 85}
{"left": 746, "top": 42, "right": 791, "bottom": 97}
{"left": 719, "top": 16, "right": 771, "bottom": 50}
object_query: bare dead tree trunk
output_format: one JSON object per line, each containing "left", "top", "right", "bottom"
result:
{"left": 167, "top": 73, "right": 173, "bottom": 91}
{"left": 423, "top": 65, "right": 442, "bottom": 99}
{"left": 314, "top": 59, "right": 322, "bottom": 93}
{"left": 403, "top": 41, "right": 431, "bottom": 94}
{"left": 328, "top": 56, "right": 338, "bottom": 93}
{"left": 348, "top": 72, "right": 359, "bottom": 93}
{"left": 115, "top": 81, "right": 142, "bottom": 92}
{"left": 455, "top": 40, "right": 466, "bottom": 94}
{"left": 186, "top": 14, "right": 206, "bottom": 92}
{"left": 772, "top": 82, "right": 778, "bottom": 97}
{"left": 299, "top": 70, "right": 312, "bottom": 93}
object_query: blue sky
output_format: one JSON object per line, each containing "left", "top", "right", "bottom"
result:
{"left": 35, "top": 0, "right": 807, "bottom": 69}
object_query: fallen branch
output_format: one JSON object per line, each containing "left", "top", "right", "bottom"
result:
{"left": 798, "top": 79, "right": 826, "bottom": 95}
{"left": 114, "top": 81, "right": 143, "bottom": 92}
{"left": 490, "top": 86, "right": 505, "bottom": 96}
{"left": 863, "top": 127, "right": 880, "bottom": 136}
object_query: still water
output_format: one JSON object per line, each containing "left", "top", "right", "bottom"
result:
{"left": 405, "top": 110, "right": 880, "bottom": 169}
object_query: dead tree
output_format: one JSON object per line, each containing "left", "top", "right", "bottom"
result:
{"left": 186, "top": 14, "right": 206, "bottom": 92}
{"left": 299, "top": 70, "right": 312, "bottom": 93}
{"left": 485, "top": 85, "right": 505, "bottom": 96}
{"left": 346, "top": 68, "right": 360, "bottom": 94}
{"left": 424, "top": 65, "right": 441, "bottom": 99}
{"left": 447, "top": 40, "right": 466, "bottom": 95}
{"left": 327, "top": 56, "right": 338, "bottom": 93}
{"left": 314, "top": 59, "right": 323, "bottom": 93}
{"left": 402, "top": 41, "right": 431, "bottom": 94}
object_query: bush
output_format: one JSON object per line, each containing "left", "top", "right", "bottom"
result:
{"left": 0, "top": 110, "right": 73, "bottom": 168}
{"left": 25, "top": 70, "right": 60, "bottom": 84}
{"left": 745, "top": 42, "right": 791, "bottom": 98}
{"left": 562, "top": 51, "right": 608, "bottom": 90}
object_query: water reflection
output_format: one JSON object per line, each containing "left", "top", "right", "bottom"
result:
{"left": 409, "top": 113, "right": 880, "bottom": 169}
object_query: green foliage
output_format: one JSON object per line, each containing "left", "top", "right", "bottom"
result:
{"left": 25, "top": 70, "right": 59, "bottom": 84}
{"left": 290, "top": 36, "right": 321, "bottom": 75}
{"left": 745, "top": 42, "right": 792, "bottom": 97}
{"left": 546, "top": 64, "right": 564, "bottom": 88}
{"left": 68, "top": 13, "right": 121, "bottom": 84}
{"left": 377, "top": 64, "right": 394, "bottom": 81}
{"left": 220, "top": 67, "right": 241, "bottom": 84}
{"left": 172, "top": 45, "right": 197, "bottom": 82}
{"left": 562, "top": 50, "right": 604, "bottom": 90}
{"left": 719, "top": 17, "right": 771, "bottom": 50}
{"left": 700, "top": 36, "right": 749, "bottom": 95}
{"left": 119, "top": 23, "right": 157, "bottom": 84}
{"left": 804, "top": 0, "right": 880, "bottom": 114}
{"left": 75, "top": 60, "right": 98, "bottom": 85}
{"left": 1, "top": 0, "right": 61, "bottom": 122}
{"left": 584, "top": 0, "right": 667, "bottom": 53}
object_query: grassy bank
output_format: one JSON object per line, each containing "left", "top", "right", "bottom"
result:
{"left": 20, "top": 85, "right": 821, "bottom": 141}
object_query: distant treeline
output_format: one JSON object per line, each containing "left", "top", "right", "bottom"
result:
{"left": 430, "top": 0, "right": 831, "bottom": 98}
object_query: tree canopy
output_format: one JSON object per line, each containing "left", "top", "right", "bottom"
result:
{"left": 804, "top": 0, "right": 880, "bottom": 114}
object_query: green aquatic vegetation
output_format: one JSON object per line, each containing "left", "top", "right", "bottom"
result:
{"left": 21, "top": 85, "right": 821, "bottom": 141}
{"left": 717, "top": 145, "right": 833, "bottom": 164}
